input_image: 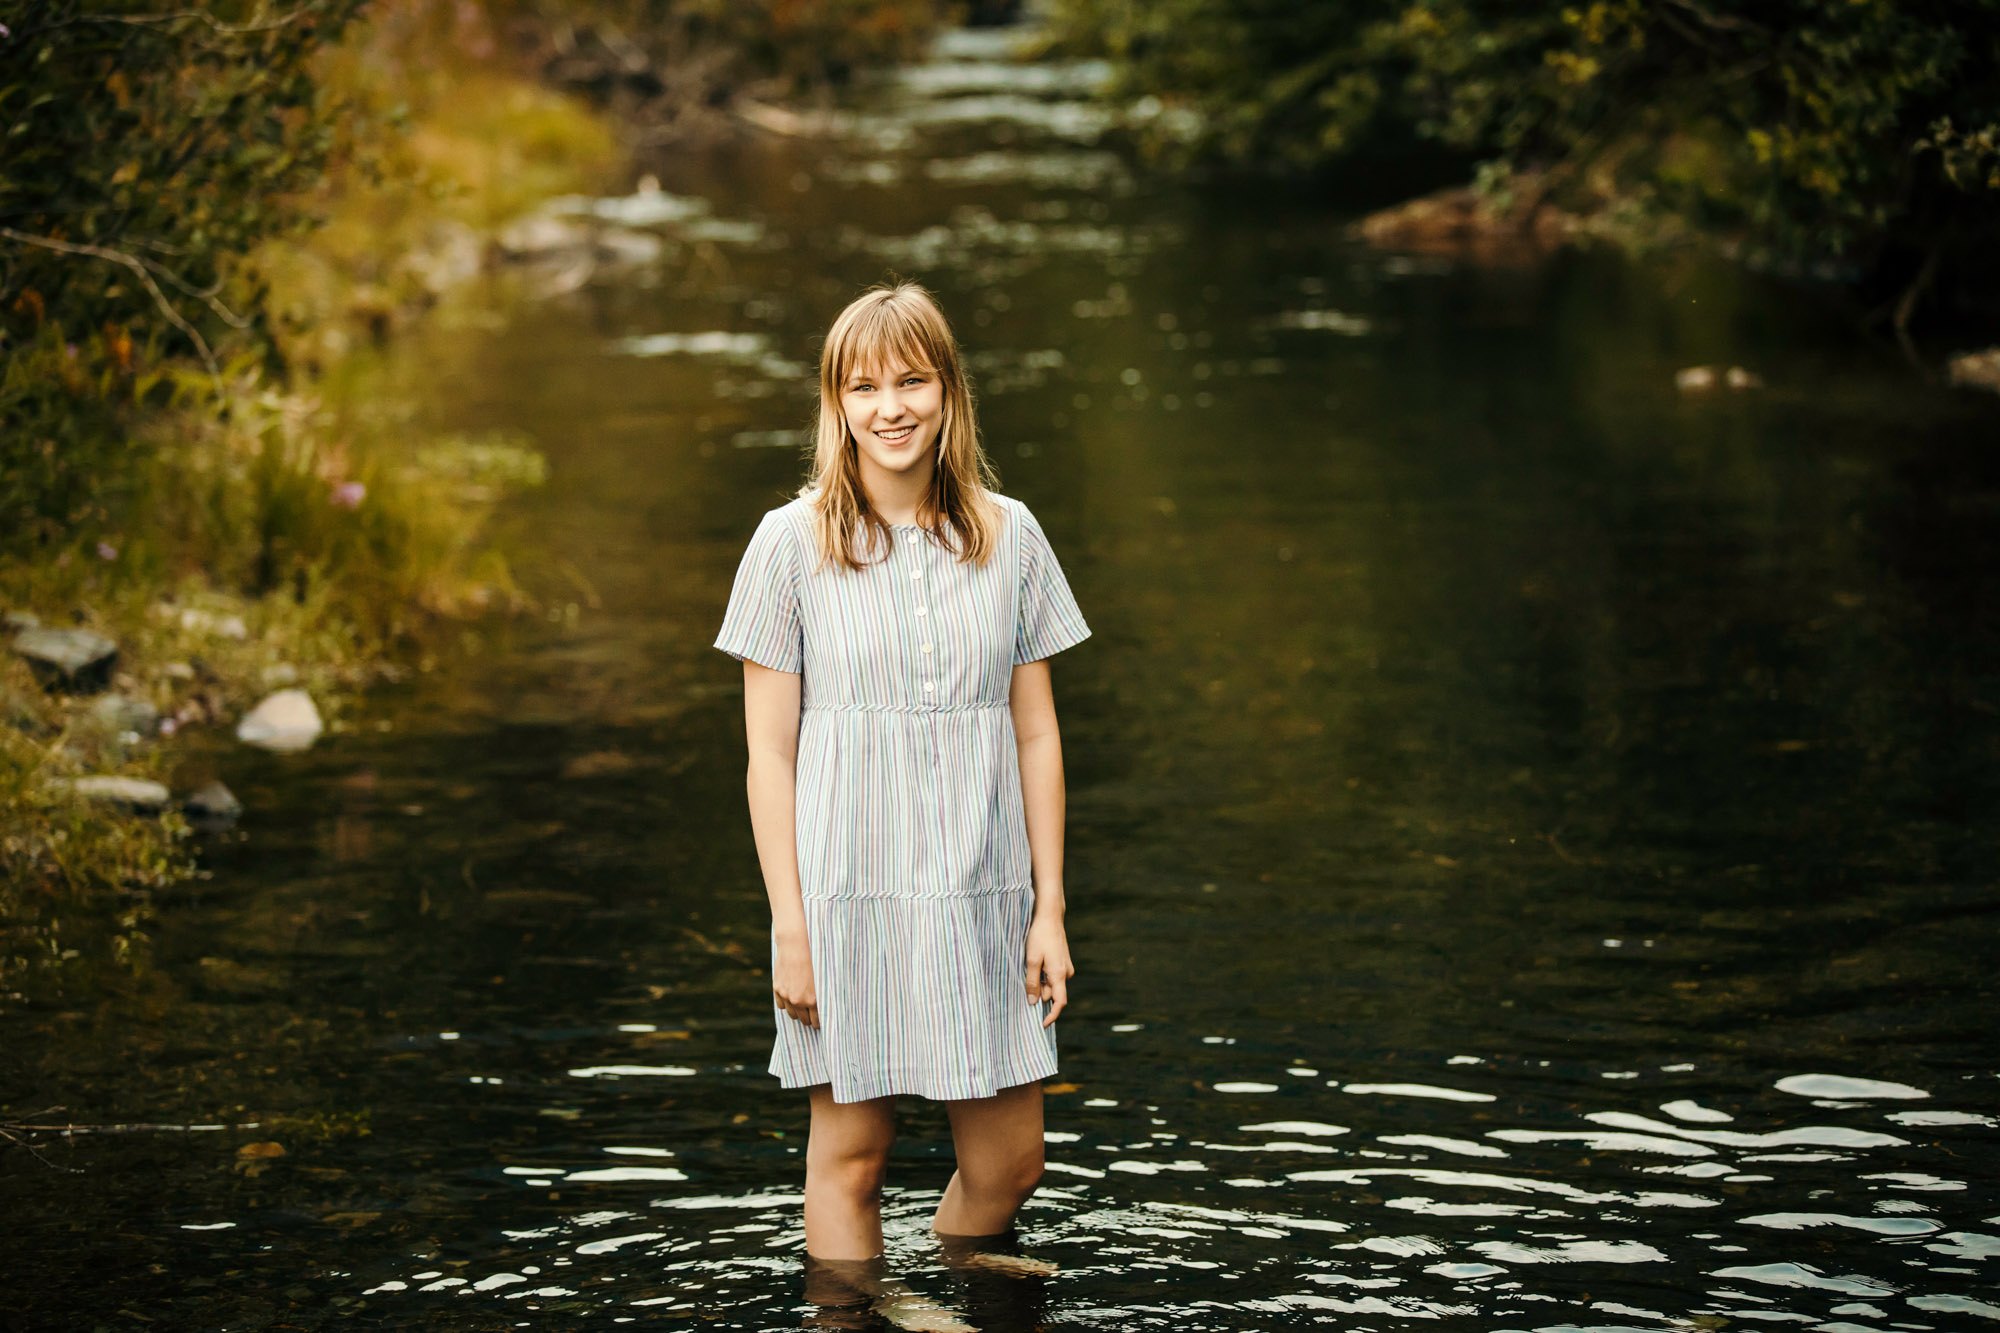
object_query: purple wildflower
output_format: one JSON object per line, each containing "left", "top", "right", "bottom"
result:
{"left": 331, "top": 481, "right": 367, "bottom": 509}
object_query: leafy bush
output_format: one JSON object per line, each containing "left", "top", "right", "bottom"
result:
{"left": 1050, "top": 0, "right": 2000, "bottom": 321}
{"left": 0, "top": 0, "right": 370, "bottom": 555}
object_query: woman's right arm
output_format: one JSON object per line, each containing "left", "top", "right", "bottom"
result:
{"left": 744, "top": 660, "right": 816, "bottom": 1027}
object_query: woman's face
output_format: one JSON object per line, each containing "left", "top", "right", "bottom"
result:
{"left": 839, "top": 357, "right": 944, "bottom": 479}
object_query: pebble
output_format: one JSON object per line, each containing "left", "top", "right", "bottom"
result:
{"left": 170, "top": 606, "right": 249, "bottom": 640}
{"left": 236, "top": 688, "right": 324, "bottom": 752}
{"left": 70, "top": 775, "right": 172, "bottom": 811}
{"left": 184, "top": 780, "right": 243, "bottom": 827}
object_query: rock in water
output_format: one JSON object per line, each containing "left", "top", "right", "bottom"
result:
{"left": 12, "top": 626, "right": 117, "bottom": 691}
{"left": 236, "top": 689, "right": 324, "bottom": 752}
{"left": 71, "top": 775, "right": 172, "bottom": 811}
{"left": 184, "top": 780, "right": 244, "bottom": 828}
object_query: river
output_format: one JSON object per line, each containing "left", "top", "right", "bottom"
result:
{"left": 5, "top": 23, "right": 1998, "bottom": 1333}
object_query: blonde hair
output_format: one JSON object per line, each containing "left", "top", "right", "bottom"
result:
{"left": 799, "top": 281, "right": 1001, "bottom": 572}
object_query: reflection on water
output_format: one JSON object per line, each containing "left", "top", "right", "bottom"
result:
{"left": 6, "top": 18, "right": 2000, "bottom": 1333}
{"left": 318, "top": 1018, "right": 2000, "bottom": 1327}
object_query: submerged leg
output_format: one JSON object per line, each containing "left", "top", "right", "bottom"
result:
{"left": 936, "top": 1225, "right": 1060, "bottom": 1278}
{"left": 801, "top": 1253, "right": 879, "bottom": 1330}
{"left": 803, "top": 1254, "right": 975, "bottom": 1333}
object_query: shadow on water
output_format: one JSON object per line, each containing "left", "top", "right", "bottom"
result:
{"left": 5, "top": 23, "right": 2000, "bottom": 1332}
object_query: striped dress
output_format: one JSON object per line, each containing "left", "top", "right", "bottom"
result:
{"left": 714, "top": 492, "right": 1090, "bottom": 1103}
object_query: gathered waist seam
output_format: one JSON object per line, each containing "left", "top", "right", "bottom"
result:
{"left": 803, "top": 701, "right": 1008, "bottom": 715}
{"left": 801, "top": 881, "right": 1033, "bottom": 902}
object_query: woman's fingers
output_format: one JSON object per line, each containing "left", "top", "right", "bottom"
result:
{"left": 776, "top": 987, "right": 820, "bottom": 1028}
{"left": 1025, "top": 947, "right": 1070, "bottom": 1026}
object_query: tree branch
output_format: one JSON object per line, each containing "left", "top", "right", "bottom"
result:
{"left": 1, "top": 226, "right": 224, "bottom": 382}
{"left": 43, "top": 7, "right": 308, "bottom": 37}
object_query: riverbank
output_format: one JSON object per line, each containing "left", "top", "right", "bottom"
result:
{"left": 0, "top": 14, "right": 625, "bottom": 997}
{"left": 0, "top": 0, "right": 959, "bottom": 1001}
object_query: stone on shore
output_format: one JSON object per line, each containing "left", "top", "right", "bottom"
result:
{"left": 11, "top": 626, "right": 118, "bottom": 692}
{"left": 1356, "top": 177, "right": 1578, "bottom": 262}
{"left": 71, "top": 775, "right": 172, "bottom": 811}
{"left": 184, "top": 780, "right": 244, "bottom": 828}
{"left": 236, "top": 688, "right": 324, "bottom": 752}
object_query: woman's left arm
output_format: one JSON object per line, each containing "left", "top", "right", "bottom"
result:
{"left": 1011, "top": 657, "right": 1074, "bottom": 1027}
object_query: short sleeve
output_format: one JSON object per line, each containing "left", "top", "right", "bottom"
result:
{"left": 714, "top": 508, "right": 804, "bottom": 673}
{"left": 1014, "top": 502, "right": 1091, "bottom": 665}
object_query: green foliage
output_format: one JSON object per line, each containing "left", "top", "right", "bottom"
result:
{"left": 0, "top": 0, "right": 940, "bottom": 986}
{"left": 0, "top": 0, "right": 371, "bottom": 367}
{"left": 1048, "top": 0, "right": 1406, "bottom": 166}
{"left": 1049, "top": 0, "right": 2000, "bottom": 302}
{"left": 0, "top": 0, "right": 369, "bottom": 558}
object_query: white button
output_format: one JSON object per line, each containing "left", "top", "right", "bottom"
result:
{"left": 915, "top": 606, "right": 928, "bottom": 616}
{"left": 921, "top": 643, "right": 933, "bottom": 653}
{"left": 923, "top": 681, "right": 934, "bottom": 692}
{"left": 910, "top": 569, "right": 923, "bottom": 581}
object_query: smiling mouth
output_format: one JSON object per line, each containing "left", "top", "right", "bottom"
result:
{"left": 876, "top": 425, "right": 916, "bottom": 443}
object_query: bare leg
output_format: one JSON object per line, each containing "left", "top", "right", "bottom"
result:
{"left": 804, "top": 1084, "right": 896, "bottom": 1261}
{"left": 933, "top": 1079, "right": 1046, "bottom": 1238}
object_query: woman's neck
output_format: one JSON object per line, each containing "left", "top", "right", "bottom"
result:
{"left": 858, "top": 452, "right": 936, "bottom": 526}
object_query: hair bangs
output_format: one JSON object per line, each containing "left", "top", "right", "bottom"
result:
{"left": 829, "top": 297, "right": 949, "bottom": 393}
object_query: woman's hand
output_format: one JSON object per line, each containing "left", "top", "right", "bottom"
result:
{"left": 773, "top": 931, "right": 819, "bottom": 1028}
{"left": 1024, "top": 914, "right": 1073, "bottom": 1028}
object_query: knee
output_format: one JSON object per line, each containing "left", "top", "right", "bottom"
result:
{"left": 811, "top": 1141, "right": 891, "bottom": 1202}
{"left": 969, "top": 1147, "right": 1044, "bottom": 1204}
{"left": 1013, "top": 1150, "right": 1046, "bottom": 1200}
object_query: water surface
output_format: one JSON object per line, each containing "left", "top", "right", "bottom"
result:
{"left": 5, "top": 24, "right": 1999, "bottom": 1332}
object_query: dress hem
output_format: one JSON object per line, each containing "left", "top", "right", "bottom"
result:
{"left": 771, "top": 1056, "right": 1060, "bottom": 1105}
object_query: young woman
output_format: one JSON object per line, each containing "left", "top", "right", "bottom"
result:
{"left": 714, "top": 282, "right": 1088, "bottom": 1273}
